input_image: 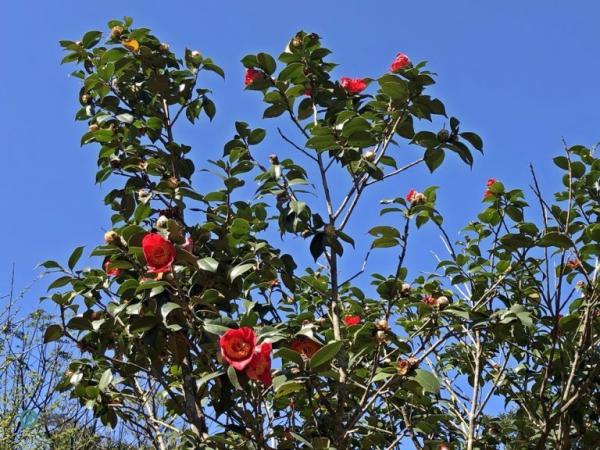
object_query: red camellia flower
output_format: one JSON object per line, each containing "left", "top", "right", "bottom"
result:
{"left": 566, "top": 258, "right": 581, "bottom": 269}
{"left": 390, "top": 52, "right": 410, "bottom": 72}
{"left": 219, "top": 327, "right": 256, "bottom": 370}
{"left": 340, "top": 77, "right": 367, "bottom": 94}
{"left": 103, "top": 259, "right": 121, "bottom": 277}
{"left": 343, "top": 315, "right": 362, "bottom": 326}
{"left": 484, "top": 178, "right": 498, "bottom": 199}
{"left": 244, "top": 68, "right": 264, "bottom": 86}
{"left": 245, "top": 342, "right": 273, "bottom": 386}
{"left": 142, "top": 233, "right": 176, "bottom": 273}
{"left": 290, "top": 336, "right": 322, "bottom": 358}
{"left": 422, "top": 295, "right": 437, "bottom": 306}
{"left": 406, "top": 188, "right": 417, "bottom": 202}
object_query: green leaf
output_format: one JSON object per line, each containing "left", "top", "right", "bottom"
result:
{"left": 227, "top": 365, "right": 242, "bottom": 390}
{"left": 380, "top": 82, "right": 408, "bottom": 99}
{"left": 413, "top": 369, "right": 440, "bottom": 394}
{"left": 44, "top": 324, "right": 63, "bottom": 343}
{"left": 198, "top": 257, "right": 219, "bottom": 272}
{"left": 248, "top": 128, "right": 266, "bottom": 145}
{"left": 230, "top": 218, "right": 250, "bottom": 238}
{"left": 553, "top": 156, "right": 569, "bottom": 170}
{"left": 275, "top": 380, "right": 305, "bottom": 398}
{"left": 263, "top": 103, "right": 286, "bottom": 118}
{"left": 161, "top": 302, "right": 181, "bottom": 322}
{"left": 68, "top": 246, "right": 84, "bottom": 270}
{"left": 230, "top": 263, "right": 254, "bottom": 281}
{"left": 203, "top": 98, "right": 216, "bottom": 121}
{"left": 424, "top": 148, "right": 445, "bottom": 172}
{"left": 203, "top": 62, "right": 225, "bottom": 78}
{"left": 203, "top": 323, "right": 230, "bottom": 336}
{"left": 98, "top": 369, "right": 113, "bottom": 392}
{"left": 538, "top": 232, "right": 573, "bottom": 250}
{"left": 116, "top": 113, "right": 134, "bottom": 124}
{"left": 130, "top": 316, "right": 158, "bottom": 333}
{"left": 460, "top": 132, "right": 483, "bottom": 151}
{"left": 500, "top": 233, "right": 534, "bottom": 250}
{"left": 47, "top": 276, "right": 72, "bottom": 291}
{"left": 290, "top": 433, "right": 313, "bottom": 449}
{"left": 198, "top": 370, "right": 224, "bottom": 387}
{"left": 257, "top": 52, "right": 276, "bottom": 75}
{"left": 368, "top": 226, "right": 400, "bottom": 239}
{"left": 135, "top": 280, "right": 168, "bottom": 293}
{"left": 274, "top": 347, "right": 303, "bottom": 365}
{"left": 67, "top": 316, "right": 92, "bottom": 331}
{"left": 310, "top": 233, "right": 325, "bottom": 261}
{"left": 310, "top": 340, "right": 342, "bottom": 370}
{"left": 82, "top": 30, "right": 102, "bottom": 49}
{"left": 146, "top": 117, "right": 163, "bottom": 130}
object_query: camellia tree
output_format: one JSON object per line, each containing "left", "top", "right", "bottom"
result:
{"left": 42, "top": 17, "right": 600, "bottom": 450}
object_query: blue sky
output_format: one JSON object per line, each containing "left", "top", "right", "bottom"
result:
{"left": 1, "top": 0, "right": 600, "bottom": 307}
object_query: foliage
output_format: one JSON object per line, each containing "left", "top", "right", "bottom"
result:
{"left": 0, "top": 272, "right": 150, "bottom": 449}
{"left": 44, "top": 17, "right": 600, "bottom": 449}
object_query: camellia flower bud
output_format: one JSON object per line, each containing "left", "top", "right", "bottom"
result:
{"left": 413, "top": 192, "right": 427, "bottom": 204}
{"left": 276, "top": 192, "right": 290, "bottom": 205}
{"left": 363, "top": 150, "right": 376, "bottom": 162}
{"left": 436, "top": 296, "right": 449, "bottom": 309}
{"left": 292, "top": 36, "right": 303, "bottom": 48}
{"left": 406, "top": 189, "right": 426, "bottom": 205}
{"left": 396, "top": 357, "right": 418, "bottom": 376}
{"left": 81, "top": 94, "right": 91, "bottom": 104}
{"left": 437, "top": 129, "right": 450, "bottom": 143}
{"left": 104, "top": 230, "right": 120, "bottom": 245}
{"left": 191, "top": 50, "right": 201, "bottom": 58}
{"left": 340, "top": 77, "right": 367, "bottom": 94}
{"left": 156, "top": 215, "right": 169, "bottom": 229}
{"left": 88, "top": 123, "right": 99, "bottom": 132}
{"left": 137, "top": 189, "right": 151, "bottom": 202}
{"left": 422, "top": 295, "right": 437, "bottom": 306}
{"left": 159, "top": 42, "right": 170, "bottom": 52}
{"left": 376, "top": 330, "right": 388, "bottom": 343}
{"left": 165, "top": 176, "right": 179, "bottom": 189}
{"left": 390, "top": 52, "right": 410, "bottom": 72}
{"left": 110, "top": 26, "right": 124, "bottom": 38}
{"left": 343, "top": 315, "right": 361, "bottom": 326}
{"left": 375, "top": 319, "right": 389, "bottom": 331}
{"left": 244, "top": 68, "right": 264, "bottom": 86}
{"left": 400, "top": 282, "right": 411, "bottom": 295}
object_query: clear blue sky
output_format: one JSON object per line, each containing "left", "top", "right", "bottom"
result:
{"left": 1, "top": 0, "right": 600, "bottom": 306}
